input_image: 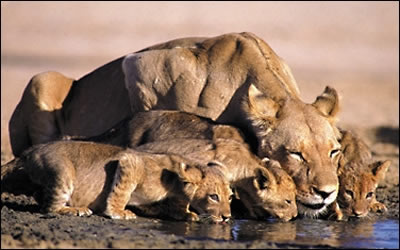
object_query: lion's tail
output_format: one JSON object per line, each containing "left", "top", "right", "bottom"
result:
{"left": 1, "top": 158, "right": 35, "bottom": 196}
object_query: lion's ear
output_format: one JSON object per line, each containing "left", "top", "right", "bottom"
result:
{"left": 312, "top": 86, "right": 340, "bottom": 122}
{"left": 247, "top": 84, "right": 280, "bottom": 123}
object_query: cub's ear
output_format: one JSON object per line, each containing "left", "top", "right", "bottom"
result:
{"left": 161, "top": 169, "right": 182, "bottom": 191}
{"left": 253, "top": 167, "right": 274, "bottom": 190}
{"left": 161, "top": 163, "right": 202, "bottom": 196}
{"left": 247, "top": 84, "right": 280, "bottom": 124}
{"left": 312, "top": 86, "right": 340, "bottom": 123}
{"left": 370, "top": 160, "right": 391, "bottom": 182}
{"left": 178, "top": 162, "right": 203, "bottom": 183}
{"left": 231, "top": 187, "right": 240, "bottom": 199}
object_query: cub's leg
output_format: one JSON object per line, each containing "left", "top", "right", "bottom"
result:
{"left": 327, "top": 201, "right": 344, "bottom": 221}
{"left": 139, "top": 197, "right": 199, "bottom": 221}
{"left": 27, "top": 157, "right": 92, "bottom": 216}
{"left": 166, "top": 197, "right": 199, "bottom": 221}
{"left": 104, "top": 153, "right": 139, "bottom": 219}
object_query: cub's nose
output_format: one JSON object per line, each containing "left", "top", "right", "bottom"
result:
{"left": 353, "top": 209, "right": 367, "bottom": 217}
{"left": 222, "top": 214, "right": 231, "bottom": 222}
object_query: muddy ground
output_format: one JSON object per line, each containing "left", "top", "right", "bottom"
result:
{"left": 1, "top": 2, "right": 398, "bottom": 249}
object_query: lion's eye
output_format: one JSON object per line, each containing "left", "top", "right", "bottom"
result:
{"left": 285, "top": 199, "right": 292, "bottom": 205}
{"left": 345, "top": 190, "right": 354, "bottom": 199}
{"left": 289, "top": 151, "right": 305, "bottom": 162}
{"left": 209, "top": 194, "right": 219, "bottom": 202}
{"left": 330, "top": 149, "right": 341, "bottom": 158}
{"left": 366, "top": 192, "right": 374, "bottom": 199}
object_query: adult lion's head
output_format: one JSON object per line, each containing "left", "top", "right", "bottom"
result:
{"left": 245, "top": 84, "right": 341, "bottom": 218}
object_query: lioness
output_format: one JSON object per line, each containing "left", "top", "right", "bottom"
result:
{"left": 9, "top": 32, "right": 341, "bottom": 217}
{"left": 1, "top": 141, "right": 232, "bottom": 222}
{"left": 330, "top": 130, "right": 391, "bottom": 219}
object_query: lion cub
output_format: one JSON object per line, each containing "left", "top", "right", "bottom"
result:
{"left": 330, "top": 130, "right": 391, "bottom": 220}
{"left": 138, "top": 136, "right": 298, "bottom": 221}
{"left": 64, "top": 110, "right": 297, "bottom": 220}
{"left": 1, "top": 141, "right": 232, "bottom": 222}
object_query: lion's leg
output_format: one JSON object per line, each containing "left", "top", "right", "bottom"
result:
{"left": 104, "top": 153, "right": 139, "bottom": 220}
{"left": 9, "top": 103, "right": 30, "bottom": 157}
{"left": 9, "top": 71, "right": 74, "bottom": 156}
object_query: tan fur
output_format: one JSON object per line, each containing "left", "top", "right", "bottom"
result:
{"left": 9, "top": 71, "right": 75, "bottom": 156}
{"left": 9, "top": 32, "right": 341, "bottom": 217}
{"left": 136, "top": 122, "right": 297, "bottom": 221}
{"left": 245, "top": 85, "right": 342, "bottom": 218}
{"left": 62, "top": 110, "right": 247, "bottom": 148}
{"left": 330, "top": 130, "right": 390, "bottom": 219}
{"left": 129, "top": 108, "right": 338, "bottom": 218}
{"left": 1, "top": 141, "right": 232, "bottom": 222}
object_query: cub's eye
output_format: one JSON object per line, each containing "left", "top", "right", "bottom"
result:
{"left": 209, "top": 194, "right": 219, "bottom": 202}
{"left": 289, "top": 151, "right": 305, "bottom": 162}
{"left": 366, "top": 192, "right": 374, "bottom": 199}
{"left": 345, "top": 190, "right": 354, "bottom": 199}
{"left": 285, "top": 199, "right": 292, "bottom": 205}
{"left": 330, "top": 149, "right": 341, "bottom": 158}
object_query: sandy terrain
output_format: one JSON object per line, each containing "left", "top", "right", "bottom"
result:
{"left": 1, "top": 2, "right": 398, "bottom": 248}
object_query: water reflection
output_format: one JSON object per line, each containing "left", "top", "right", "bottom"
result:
{"left": 155, "top": 218, "right": 399, "bottom": 248}
{"left": 156, "top": 220, "right": 233, "bottom": 240}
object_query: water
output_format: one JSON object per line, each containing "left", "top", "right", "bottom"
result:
{"left": 153, "top": 218, "right": 399, "bottom": 248}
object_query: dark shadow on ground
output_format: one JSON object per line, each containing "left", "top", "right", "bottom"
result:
{"left": 374, "top": 126, "right": 399, "bottom": 146}
{"left": 1, "top": 201, "right": 40, "bottom": 214}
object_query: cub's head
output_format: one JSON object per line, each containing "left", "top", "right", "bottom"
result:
{"left": 244, "top": 159, "right": 298, "bottom": 221}
{"left": 337, "top": 130, "right": 390, "bottom": 217}
{"left": 245, "top": 84, "right": 341, "bottom": 218}
{"left": 210, "top": 139, "right": 297, "bottom": 221}
{"left": 337, "top": 160, "right": 390, "bottom": 218}
{"left": 189, "top": 165, "right": 233, "bottom": 223}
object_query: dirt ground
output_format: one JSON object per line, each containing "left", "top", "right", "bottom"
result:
{"left": 1, "top": 2, "right": 398, "bottom": 249}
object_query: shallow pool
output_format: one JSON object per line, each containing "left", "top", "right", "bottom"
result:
{"left": 154, "top": 218, "right": 399, "bottom": 248}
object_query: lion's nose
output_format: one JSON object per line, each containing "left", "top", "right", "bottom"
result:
{"left": 312, "top": 187, "right": 335, "bottom": 200}
{"left": 222, "top": 214, "right": 231, "bottom": 222}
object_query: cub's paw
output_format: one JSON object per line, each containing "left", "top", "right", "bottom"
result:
{"left": 55, "top": 206, "right": 93, "bottom": 216}
{"left": 105, "top": 209, "right": 137, "bottom": 220}
{"left": 370, "top": 202, "right": 387, "bottom": 213}
{"left": 327, "top": 211, "right": 344, "bottom": 221}
{"left": 184, "top": 211, "right": 199, "bottom": 222}
{"left": 327, "top": 202, "right": 343, "bottom": 221}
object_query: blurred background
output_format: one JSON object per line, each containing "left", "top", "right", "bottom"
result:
{"left": 1, "top": 1, "right": 399, "bottom": 159}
